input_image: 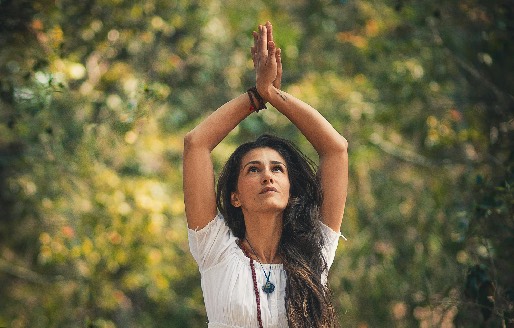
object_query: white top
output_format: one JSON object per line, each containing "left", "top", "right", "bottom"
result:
{"left": 188, "top": 213, "right": 342, "bottom": 328}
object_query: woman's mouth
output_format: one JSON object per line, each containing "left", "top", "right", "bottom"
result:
{"left": 260, "top": 187, "right": 278, "bottom": 194}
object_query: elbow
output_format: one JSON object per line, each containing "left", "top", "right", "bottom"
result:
{"left": 318, "top": 135, "right": 348, "bottom": 158}
{"left": 183, "top": 130, "right": 201, "bottom": 152}
{"left": 335, "top": 134, "right": 349, "bottom": 153}
{"left": 183, "top": 129, "right": 213, "bottom": 153}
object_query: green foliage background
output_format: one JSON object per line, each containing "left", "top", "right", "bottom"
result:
{"left": 1, "top": 0, "right": 513, "bottom": 327}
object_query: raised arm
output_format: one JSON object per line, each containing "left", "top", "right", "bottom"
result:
{"left": 254, "top": 23, "right": 349, "bottom": 232}
{"left": 183, "top": 22, "right": 281, "bottom": 230}
{"left": 267, "top": 89, "right": 348, "bottom": 232}
{"left": 183, "top": 94, "right": 251, "bottom": 230}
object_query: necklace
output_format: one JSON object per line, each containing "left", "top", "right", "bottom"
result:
{"left": 238, "top": 240, "right": 263, "bottom": 328}
{"left": 245, "top": 237, "right": 276, "bottom": 294}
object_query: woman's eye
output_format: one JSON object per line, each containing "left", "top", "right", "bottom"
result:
{"left": 248, "top": 166, "right": 259, "bottom": 172}
{"left": 272, "top": 166, "right": 284, "bottom": 172}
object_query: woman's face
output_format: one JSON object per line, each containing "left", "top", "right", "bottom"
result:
{"left": 231, "top": 147, "right": 290, "bottom": 215}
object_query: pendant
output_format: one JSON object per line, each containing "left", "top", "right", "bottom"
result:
{"left": 262, "top": 281, "right": 275, "bottom": 294}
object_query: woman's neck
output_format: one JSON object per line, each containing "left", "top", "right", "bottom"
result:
{"left": 243, "top": 212, "right": 283, "bottom": 264}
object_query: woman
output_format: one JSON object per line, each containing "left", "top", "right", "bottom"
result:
{"left": 183, "top": 21, "right": 348, "bottom": 328}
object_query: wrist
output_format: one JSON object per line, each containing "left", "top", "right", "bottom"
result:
{"left": 247, "top": 86, "right": 267, "bottom": 113}
{"left": 256, "top": 84, "right": 273, "bottom": 103}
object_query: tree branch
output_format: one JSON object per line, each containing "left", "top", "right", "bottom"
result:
{"left": 369, "top": 133, "right": 435, "bottom": 168}
{"left": 0, "top": 258, "right": 48, "bottom": 285}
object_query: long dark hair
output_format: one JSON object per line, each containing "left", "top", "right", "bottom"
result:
{"left": 216, "top": 134, "right": 338, "bottom": 327}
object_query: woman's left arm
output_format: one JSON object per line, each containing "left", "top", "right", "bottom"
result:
{"left": 253, "top": 22, "right": 348, "bottom": 232}
{"left": 267, "top": 88, "right": 348, "bottom": 232}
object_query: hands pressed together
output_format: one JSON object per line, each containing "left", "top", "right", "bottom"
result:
{"left": 251, "top": 21, "right": 282, "bottom": 101}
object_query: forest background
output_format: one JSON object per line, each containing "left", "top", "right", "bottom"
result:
{"left": 1, "top": 0, "right": 513, "bottom": 327}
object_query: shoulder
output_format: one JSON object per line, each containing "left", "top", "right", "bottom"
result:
{"left": 188, "top": 213, "right": 238, "bottom": 271}
{"left": 188, "top": 212, "right": 226, "bottom": 234}
{"left": 318, "top": 220, "right": 346, "bottom": 243}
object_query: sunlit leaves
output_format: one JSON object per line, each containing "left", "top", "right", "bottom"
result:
{"left": 1, "top": 0, "right": 513, "bottom": 327}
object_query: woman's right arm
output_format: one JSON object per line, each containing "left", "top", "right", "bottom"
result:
{"left": 184, "top": 22, "right": 279, "bottom": 230}
{"left": 183, "top": 94, "right": 253, "bottom": 230}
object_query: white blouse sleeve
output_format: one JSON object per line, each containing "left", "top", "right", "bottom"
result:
{"left": 319, "top": 221, "right": 345, "bottom": 284}
{"left": 187, "top": 212, "right": 235, "bottom": 272}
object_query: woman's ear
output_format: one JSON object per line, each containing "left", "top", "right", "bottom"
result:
{"left": 230, "top": 192, "right": 241, "bottom": 207}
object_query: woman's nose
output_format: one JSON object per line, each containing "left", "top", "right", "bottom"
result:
{"left": 262, "top": 169, "right": 274, "bottom": 184}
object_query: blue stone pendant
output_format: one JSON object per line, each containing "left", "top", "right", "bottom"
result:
{"left": 262, "top": 281, "right": 275, "bottom": 294}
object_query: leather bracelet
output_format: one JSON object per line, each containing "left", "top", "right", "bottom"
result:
{"left": 247, "top": 86, "right": 267, "bottom": 113}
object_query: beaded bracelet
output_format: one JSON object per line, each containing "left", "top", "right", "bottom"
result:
{"left": 247, "top": 86, "right": 267, "bottom": 113}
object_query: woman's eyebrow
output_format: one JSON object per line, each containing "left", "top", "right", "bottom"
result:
{"left": 271, "top": 161, "right": 286, "bottom": 166}
{"left": 242, "top": 160, "right": 286, "bottom": 169}
{"left": 242, "top": 160, "right": 262, "bottom": 169}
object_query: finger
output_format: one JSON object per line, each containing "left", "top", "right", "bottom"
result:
{"left": 259, "top": 24, "right": 268, "bottom": 57}
{"left": 266, "top": 21, "right": 273, "bottom": 43}
{"left": 253, "top": 31, "right": 258, "bottom": 51}
{"left": 276, "top": 48, "right": 282, "bottom": 72}
{"left": 268, "top": 40, "right": 276, "bottom": 59}
{"left": 274, "top": 48, "right": 282, "bottom": 89}
{"left": 252, "top": 31, "right": 259, "bottom": 62}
